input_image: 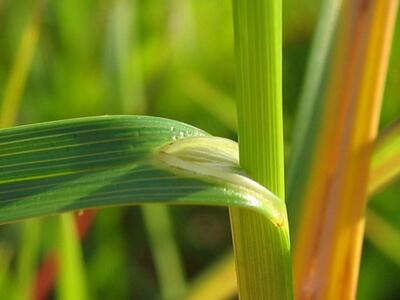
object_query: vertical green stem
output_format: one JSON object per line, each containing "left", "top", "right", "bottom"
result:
{"left": 229, "top": 0, "right": 292, "bottom": 299}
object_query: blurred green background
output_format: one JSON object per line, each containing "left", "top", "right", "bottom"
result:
{"left": 0, "top": 0, "right": 399, "bottom": 299}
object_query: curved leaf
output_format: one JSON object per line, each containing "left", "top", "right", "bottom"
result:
{"left": 0, "top": 115, "right": 284, "bottom": 226}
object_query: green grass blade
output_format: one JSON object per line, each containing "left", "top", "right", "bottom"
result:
{"left": 365, "top": 210, "right": 400, "bottom": 267}
{"left": 0, "top": 115, "right": 284, "bottom": 226}
{"left": 142, "top": 205, "right": 186, "bottom": 299}
{"left": 105, "top": 0, "right": 146, "bottom": 115}
{"left": 286, "top": 0, "right": 342, "bottom": 234}
{"left": 57, "top": 214, "right": 88, "bottom": 300}
{"left": 369, "top": 119, "right": 400, "bottom": 195}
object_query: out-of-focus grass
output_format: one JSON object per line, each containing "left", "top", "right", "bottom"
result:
{"left": 57, "top": 215, "right": 87, "bottom": 300}
{"left": 0, "top": 0, "right": 41, "bottom": 128}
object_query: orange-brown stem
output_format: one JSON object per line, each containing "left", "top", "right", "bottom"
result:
{"left": 294, "top": 1, "right": 399, "bottom": 299}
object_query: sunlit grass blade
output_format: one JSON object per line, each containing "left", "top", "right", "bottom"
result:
{"left": 142, "top": 205, "right": 186, "bottom": 299}
{"left": 0, "top": 115, "right": 284, "bottom": 227}
{"left": 57, "top": 214, "right": 87, "bottom": 300}
{"left": 369, "top": 119, "right": 400, "bottom": 195}
{"left": 291, "top": 1, "right": 399, "bottom": 299}
{"left": 186, "top": 253, "right": 236, "bottom": 300}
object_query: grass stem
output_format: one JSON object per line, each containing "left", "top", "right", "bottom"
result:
{"left": 229, "top": 0, "right": 292, "bottom": 298}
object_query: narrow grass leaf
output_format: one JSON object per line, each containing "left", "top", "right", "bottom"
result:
{"left": 365, "top": 210, "right": 400, "bottom": 267}
{"left": 286, "top": 0, "right": 342, "bottom": 234}
{"left": 0, "top": 116, "right": 285, "bottom": 227}
{"left": 369, "top": 119, "right": 400, "bottom": 195}
{"left": 57, "top": 214, "right": 87, "bottom": 300}
{"left": 142, "top": 204, "right": 186, "bottom": 299}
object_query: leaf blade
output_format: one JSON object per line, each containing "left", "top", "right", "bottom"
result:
{"left": 0, "top": 116, "right": 283, "bottom": 226}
